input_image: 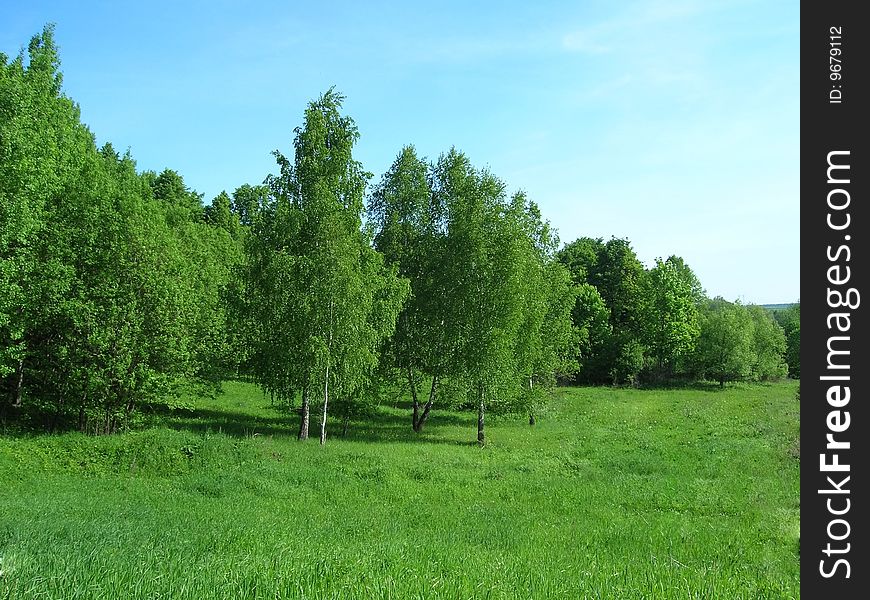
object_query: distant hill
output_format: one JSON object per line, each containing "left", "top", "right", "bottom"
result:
{"left": 761, "top": 303, "right": 796, "bottom": 312}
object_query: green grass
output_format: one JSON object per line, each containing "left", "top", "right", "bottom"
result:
{"left": 0, "top": 380, "right": 800, "bottom": 599}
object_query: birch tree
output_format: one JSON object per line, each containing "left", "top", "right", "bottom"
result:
{"left": 509, "top": 194, "right": 578, "bottom": 425}
{"left": 368, "top": 146, "right": 448, "bottom": 432}
{"left": 247, "top": 89, "right": 407, "bottom": 443}
{"left": 430, "top": 150, "right": 529, "bottom": 445}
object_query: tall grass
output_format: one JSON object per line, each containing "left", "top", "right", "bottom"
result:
{"left": 0, "top": 380, "right": 799, "bottom": 599}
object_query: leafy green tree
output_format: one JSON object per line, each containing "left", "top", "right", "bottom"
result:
{"left": 639, "top": 257, "right": 700, "bottom": 380}
{"left": 570, "top": 283, "right": 612, "bottom": 383}
{"left": 178, "top": 216, "right": 244, "bottom": 391}
{"left": 368, "top": 145, "right": 445, "bottom": 432}
{"left": 239, "top": 196, "right": 306, "bottom": 420}
{"left": 509, "top": 194, "right": 578, "bottom": 424}
{"left": 205, "top": 191, "right": 241, "bottom": 238}
{"left": 610, "top": 337, "right": 646, "bottom": 387}
{"left": 595, "top": 237, "right": 645, "bottom": 342}
{"left": 430, "top": 150, "right": 535, "bottom": 444}
{"left": 231, "top": 183, "right": 269, "bottom": 227}
{"left": 247, "top": 89, "right": 407, "bottom": 444}
{"left": 223, "top": 184, "right": 271, "bottom": 383}
{"left": 773, "top": 302, "right": 800, "bottom": 378}
{"left": 694, "top": 298, "right": 754, "bottom": 387}
{"left": 149, "top": 168, "right": 205, "bottom": 225}
{"left": 27, "top": 144, "right": 195, "bottom": 431}
{"left": 663, "top": 254, "right": 705, "bottom": 305}
{"left": 1, "top": 26, "right": 251, "bottom": 429}
{"left": 556, "top": 237, "right": 603, "bottom": 286}
{"left": 371, "top": 150, "right": 578, "bottom": 436}
{"left": 146, "top": 172, "right": 244, "bottom": 395}
{"left": 746, "top": 305, "right": 788, "bottom": 381}
{"left": 1, "top": 25, "right": 84, "bottom": 407}
{"left": 557, "top": 236, "right": 645, "bottom": 384}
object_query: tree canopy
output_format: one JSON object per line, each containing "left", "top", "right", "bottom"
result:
{"left": 1, "top": 26, "right": 795, "bottom": 442}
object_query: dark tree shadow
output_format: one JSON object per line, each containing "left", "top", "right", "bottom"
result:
{"left": 633, "top": 381, "right": 729, "bottom": 392}
{"left": 154, "top": 405, "right": 295, "bottom": 438}
{"left": 145, "top": 400, "right": 477, "bottom": 446}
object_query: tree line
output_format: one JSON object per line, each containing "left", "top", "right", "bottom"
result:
{"left": 556, "top": 238, "right": 799, "bottom": 387}
{"left": 1, "top": 27, "right": 798, "bottom": 442}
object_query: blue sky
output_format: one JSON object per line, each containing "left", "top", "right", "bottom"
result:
{"left": 1, "top": 0, "right": 799, "bottom": 304}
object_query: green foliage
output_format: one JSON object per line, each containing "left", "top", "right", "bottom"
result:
{"left": 26, "top": 146, "right": 196, "bottom": 431}
{"left": 746, "top": 305, "right": 788, "bottom": 381}
{"left": 368, "top": 146, "right": 444, "bottom": 399}
{"left": 437, "top": 153, "right": 517, "bottom": 410}
{"left": 429, "top": 151, "right": 542, "bottom": 440}
{"left": 0, "top": 25, "right": 83, "bottom": 382}
{"left": 661, "top": 254, "right": 705, "bottom": 305}
{"left": 694, "top": 299, "right": 755, "bottom": 386}
{"left": 243, "top": 89, "right": 408, "bottom": 443}
{"left": 2, "top": 24, "right": 795, "bottom": 444}
{"left": 509, "top": 193, "right": 579, "bottom": 416}
{"left": 149, "top": 168, "right": 205, "bottom": 225}
{"left": 594, "top": 238, "right": 646, "bottom": 339}
{"left": 694, "top": 299, "right": 788, "bottom": 387}
{"left": 557, "top": 237, "right": 646, "bottom": 385}
{"left": 558, "top": 241, "right": 780, "bottom": 388}
{"left": 556, "top": 236, "right": 603, "bottom": 285}
{"left": 0, "top": 28, "right": 244, "bottom": 429}
{"left": 610, "top": 335, "right": 646, "bottom": 387}
{"left": 536, "top": 260, "right": 581, "bottom": 382}
{"left": 639, "top": 256, "right": 701, "bottom": 379}
{"left": 204, "top": 191, "right": 241, "bottom": 238}
{"left": 370, "top": 149, "right": 577, "bottom": 433}
{"left": 570, "top": 283, "right": 612, "bottom": 383}
{"left": 773, "top": 302, "right": 800, "bottom": 378}
{"left": 231, "top": 183, "right": 269, "bottom": 227}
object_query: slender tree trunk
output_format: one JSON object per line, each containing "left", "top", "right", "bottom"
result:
{"left": 415, "top": 374, "right": 438, "bottom": 433}
{"left": 341, "top": 413, "right": 349, "bottom": 437}
{"left": 12, "top": 358, "right": 24, "bottom": 408}
{"left": 124, "top": 394, "right": 135, "bottom": 428}
{"left": 477, "top": 385, "right": 485, "bottom": 446}
{"left": 320, "top": 299, "right": 334, "bottom": 446}
{"left": 78, "top": 401, "right": 86, "bottom": 432}
{"left": 527, "top": 377, "right": 535, "bottom": 426}
{"left": 320, "top": 362, "right": 330, "bottom": 446}
{"left": 298, "top": 383, "right": 310, "bottom": 440}
{"left": 78, "top": 373, "right": 91, "bottom": 432}
{"left": 408, "top": 366, "right": 419, "bottom": 431}
{"left": 50, "top": 390, "right": 65, "bottom": 433}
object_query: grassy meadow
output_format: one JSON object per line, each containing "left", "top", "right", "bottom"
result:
{"left": 0, "top": 380, "right": 799, "bottom": 599}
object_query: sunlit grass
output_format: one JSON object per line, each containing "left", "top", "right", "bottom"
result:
{"left": 0, "top": 380, "right": 799, "bottom": 599}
